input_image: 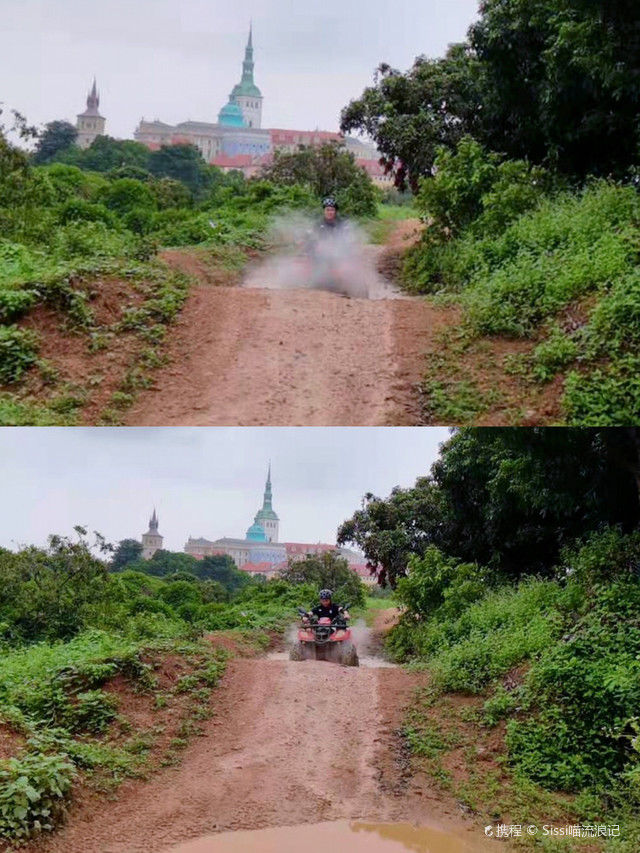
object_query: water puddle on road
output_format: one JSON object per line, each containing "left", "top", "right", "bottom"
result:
{"left": 163, "top": 820, "right": 493, "bottom": 852}
{"left": 265, "top": 651, "right": 397, "bottom": 668}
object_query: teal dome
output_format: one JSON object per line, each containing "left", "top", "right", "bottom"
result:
{"left": 246, "top": 521, "right": 267, "bottom": 542}
{"left": 218, "top": 100, "right": 246, "bottom": 128}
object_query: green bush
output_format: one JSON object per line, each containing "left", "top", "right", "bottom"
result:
{"left": 564, "top": 355, "right": 640, "bottom": 426}
{"left": 506, "top": 581, "right": 640, "bottom": 790}
{"left": 415, "top": 137, "right": 548, "bottom": 239}
{"left": 0, "top": 242, "right": 46, "bottom": 287}
{"left": 0, "top": 326, "right": 39, "bottom": 383}
{"left": 51, "top": 220, "right": 132, "bottom": 260}
{"left": 396, "top": 547, "right": 486, "bottom": 618}
{"left": 530, "top": 327, "right": 579, "bottom": 382}
{"left": 100, "top": 178, "right": 156, "bottom": 217}
{"left": 0, "top": 752, "right": 75, "bottom": 840}
{"left": 56, "top": 198, "right": 116, "bottom": 227}
{"left": 558, "top": 527, "right": 640, "bottom": 586}
{"left": 0, "top": 289, "right": 38, "bottom": 322}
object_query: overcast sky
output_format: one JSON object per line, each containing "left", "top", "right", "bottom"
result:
{"left": 1, "top": 0, "right": 479, "bottom": 140}
{"left": 0, "top": 427, "right": 450, "bottom": 553}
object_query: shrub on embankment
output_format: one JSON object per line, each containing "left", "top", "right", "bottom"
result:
{"left": 388, "top": 528, "right": 640, "bottom": 845}
{"left": 0, "top": 630, "right": 227, "bottom": 841}
{"left": 402, "top": 137, "right": 640, "bottom": 424}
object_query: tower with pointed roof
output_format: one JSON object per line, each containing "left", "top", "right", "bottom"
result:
{"left": 76, "top": 79, "right": 106, "bottom": 149}
{"left": 230, "top": 25, "right": 263, "bottom": 129}
{"left": 253, "top": 464, "right": 279, "bottom": 542}
{"left": 142, "top": 509, "right": 163, "bottom": 559}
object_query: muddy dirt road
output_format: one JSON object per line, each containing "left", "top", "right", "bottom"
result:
{"left": 30, "top": 615, "right": 484, "bottom": 853}
{"left": 124, "top": 224, "right": 456, "bottom": 426}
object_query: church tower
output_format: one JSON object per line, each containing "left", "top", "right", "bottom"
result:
{"left": 76, "top": 78, "right": 106, "bottom": 149}
{"left": 253, "top": 464, "right": 279, "bottom": 542}
{"left": 230, "top": 25, "right": 263, "bottom": 129}
{"left": 142, "top": 509, "right": 163, "bottom": 559}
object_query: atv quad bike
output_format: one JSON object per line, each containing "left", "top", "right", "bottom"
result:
{"left": 290, "top": 605, "right": 359, "bottom": 666}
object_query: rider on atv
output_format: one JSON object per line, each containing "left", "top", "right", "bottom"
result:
{"left": 308, "top": 589, "right": 350, "bottom": 622}
{"left": 318, "top": 197, "right": 344, "bottom": 232}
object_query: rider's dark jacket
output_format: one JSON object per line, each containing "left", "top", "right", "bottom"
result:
{"left": 311, "top": 602, "right": 341, "bottom": 620}
{"left": 318, "top": 216, "right": 344, "bottom": 232}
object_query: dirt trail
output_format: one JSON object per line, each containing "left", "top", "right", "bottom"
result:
{"left": 29, "top": 615, "right": 483, "bottom": 853}
{"left": 124, "top": 223, "right": 456, "bottom": 426}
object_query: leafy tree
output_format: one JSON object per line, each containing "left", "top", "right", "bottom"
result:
{"left": 55, "top": 135, "right": 151, "bottom": 173}
{"left": 280, "top": 552, "right": 365, "bottom": 606}
{"left": 469, "top": 0, "right": 640, "bottom": 176}
{"left": 337, "top": 479, "right": 444, "bottom": 587}
{"left": 340, "top": 44, "right": 484, "bottom": 191}
{"left": 196, "top": 555, "right": 251, "bottom": 593}
{"left": 110, "top": 538, "right": 143, "bottom": 570}
{"left": 133, "top": 550, "right": 200, "bottom": 577}
{"left": 339, "top": 428, "right": 640, "bottom": 586}
{"left": 0, "top": 527, "right": 110, "bottom": 641}
{"left": 32, "top": 121, "right": 78, "bottom": 165}
{"left": 260, "top": 142, "right": 378, "bottom": 215}
{"left": 342, "top": 1, "right": 640, "bottom": 184}
{"left": 148, "top": 144, "right": 213, "bottom": 199}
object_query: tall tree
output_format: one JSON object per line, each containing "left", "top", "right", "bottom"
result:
{"left": 339, "top": 428, "right": 640, "bottom": 586}
{"left": 340, "top": 44, "right": 484, "bottom": 191}
{"left": 260, "top": 141, "right": 378, "bottom": 215}
{"left": 469, "top": 0, "right": 640, "bottom": 175}
{"left": 33, "top": 120, "right": 78, "bottom": 164}
{"left": 148, "top": 144, "right": 212, "bottom": 199}
{"left": 111, "top": 538, "right": 143, "bottom": 571}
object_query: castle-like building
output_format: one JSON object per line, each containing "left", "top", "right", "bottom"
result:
{"left": 140, "top": 466, "right": 371, "bottom": 581}
{"left": 74, "top": 28, "right": 392, "bottom": 186}
{"left": 134, "top": 26, "right": 272, "bottom": 162}
{"left": 141, "top": 508, "right": 163, "bottom": 559}
{"left": 76, "top": 79, "right": 106, "bottom": 148}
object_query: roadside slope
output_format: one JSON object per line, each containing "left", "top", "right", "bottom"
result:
{"left": 27, "top": 656, "right": 479, "bottom": 853}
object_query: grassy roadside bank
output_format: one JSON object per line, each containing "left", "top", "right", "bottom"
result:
{"left": 382, "top": 535, "right": 640, "bottom": 851}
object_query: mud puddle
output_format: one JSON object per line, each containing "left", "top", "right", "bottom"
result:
{"left": 163, "top": 819, "right": 494, "bottom": 852}
{"left": 265, "top": 650, "right": 397, "bottom": 668}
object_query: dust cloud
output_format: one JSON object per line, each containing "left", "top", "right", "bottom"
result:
{"left": 242, "top": 214, "right": 389, "bottom": 299}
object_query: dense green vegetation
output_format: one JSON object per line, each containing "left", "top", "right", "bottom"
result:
{"left": 403, "top": 142, "right": 640, "bottom": 424}
{"left": 339, "top": 428, "right": 640, "bottom": 585}
{"left": 389, "top": 534, "right": 640, "bottom": 850}
{"left": 340, "top": 428, "right": 640, "bottom": 848}
{"left": 0, "top": 528, "right": 364, "bottom": 842}
{"left": 342, "top": 1, "right": 640, "bottom": 424}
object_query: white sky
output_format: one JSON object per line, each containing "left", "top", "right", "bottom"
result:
{"left": 0, "top": 427, "right": 450, "bottom": 553}
{"left": 1, "top": 0, "right": 479, "bottom": 140}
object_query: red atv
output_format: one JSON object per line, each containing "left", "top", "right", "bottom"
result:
{"left": 289, "top": 605, "right": 359, "bottom": 666}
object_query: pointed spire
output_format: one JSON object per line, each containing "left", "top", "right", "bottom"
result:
{"left": 87, "top": 77, "right": 99, "bottom": 111}
{"left": 262, "top": 463, "right": 273, "bottom": 511}
{"left": 149, "top": 508, "right": 158, "bottom": 532}
{"left": 242, "top": 24, "right": 255, "bottom": 83}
